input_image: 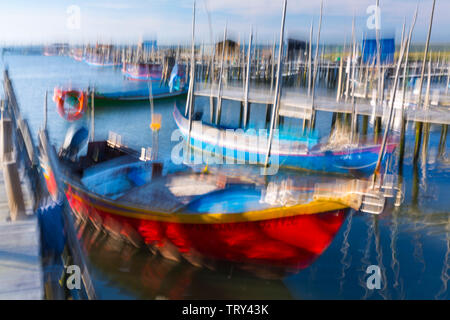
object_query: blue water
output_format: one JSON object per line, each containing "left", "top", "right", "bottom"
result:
{"left": 2, "top": 53, "right": 449, "bottom": 300}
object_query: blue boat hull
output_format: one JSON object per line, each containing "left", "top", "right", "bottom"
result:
{"left": 173, "top": 107, "right": 396, "bottom": 176}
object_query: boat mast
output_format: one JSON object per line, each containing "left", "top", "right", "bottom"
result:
{"left": 399, "top": 7, "right": 418, "bottom": 163}
{"left": 186, "top": 0, "right": 196, "bottom": 153}
{"left": 372, "top": 28, "right": 408, "bottom": 184}
{"left": 307, "top": 19, "right": 313, "bottom": 97}
{"left": 375, "top": 0, "right": 382, "bottom": 107}
{"left": 350, "top": 15, "right": 357, "bottom": 142}
{"left": 215, "top": 24, "right": 227, "bottom": 125}
{"left": 43, "top": 90, "right": 47, "bottom": 131}
{"left": 90, "top": 89, "right": 95, "bottom": 142}
{"left": 309, "top": 0, "right": 323, "bottom": 131}
{"left": 264, "top": 0, "right": 287, "bottom": 168}
{"left": 413, "top": 0, "right": 436, "bottom": 163}
{"left": 243, "top": 28, "right": 253, "bottom": 129}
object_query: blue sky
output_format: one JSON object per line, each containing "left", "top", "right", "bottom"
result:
{"left": 0, "top": 0, "right": 448, "bottom": 45}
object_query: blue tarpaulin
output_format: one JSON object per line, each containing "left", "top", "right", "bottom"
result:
{"left": 36, "top": 199, "right": 65, "bottom": 255}
{"left": 362, "top": 38, "right": 395, "bottom": 65}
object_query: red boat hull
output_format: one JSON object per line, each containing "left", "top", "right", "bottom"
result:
{"left": 66, "top": 186, "right": 348, "bottom": 270}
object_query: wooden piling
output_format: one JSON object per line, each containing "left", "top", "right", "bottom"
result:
{"left": 309, "top": 0, "right": 323, "bottom": 131}
{"left": 307, "top": 20, "right": 313, "bottom": 96}
{"left": 187, "top": 1, "right": 197, "bottom": 153}
{"left": 90, "top": 89, "right": 95, "bottom": 142}
{"left": 438, "top": 124, "right": 448, "bottom": 157}
{"left": 2, "top": 160, "right": 26, "bottom": 221}
{"left": 0, "top": 115, "right": 13, "bottom": 163}
{"left": 362, "top": 115, "right": 368, "bottom": 136}
{"left": 43, "top": 91, "right": 48, "bottom": 131}
{"left": 264, "top": 0, "right": 287, "bottom": 168}
{"left": 215, "top": 25, "right": 227, "bottom": 125}
{"left": 243, "top": 30, "right": 252, "bottom": 129}
{"left": 1, "top": 114, "right": 26, "bottom": 220}
{"left": 336, "top": 52, "right": 344, "bottom": 102}
{"left": 399, "top": 7, "right": 418, "bottom": 166}
{"left": 413, "top": 0, "right": 436, "bottom": 164}
{"left": 374, "top": 117, "right": 381, "bottom": 142}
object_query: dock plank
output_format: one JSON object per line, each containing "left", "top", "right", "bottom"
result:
{"left": 0, "top": 218, "right": 43, "bottom": 300}
{"left": 0, "top": 168, "right": 43, "bottom": 300}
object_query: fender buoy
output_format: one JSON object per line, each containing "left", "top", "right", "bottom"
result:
{"left": 53, "top": 88, "right": 86, "bottom": 121}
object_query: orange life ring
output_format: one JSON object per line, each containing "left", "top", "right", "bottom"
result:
{"left": 53, "top": 88, "right": 86, "bottom": 121}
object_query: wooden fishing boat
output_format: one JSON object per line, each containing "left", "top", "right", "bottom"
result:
{"left": 98, "top": 63, "right": 187, "bottom": 100}
{"left": 93, "top": 87, "right": 188, "bottom": 101}
{"left": 55, "top": 134, "right": 359, "bottom": 270}
{"left": 53, "top": 71, "right": 188, "bottom": 114}
{"left": 173, "top": 106, "right": 397, "bottom": 176}
{"left": 70, "top": 48, "right": 84, "bottom": 62}
{"left": 83, "top": 54, "right": 121, "bottom": 67}
{"left": 122, "top": 62, "right": 164, "bottom": 81}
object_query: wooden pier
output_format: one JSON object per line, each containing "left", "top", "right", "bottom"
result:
{"left": 0, "top": 109, "right": 43, "bottom": 299}
{"left": 0, "top": 70, "right": 96, "bottom": 300}
{"left": 195, "top": 83, "right": 450, "bottom": 125}
{"left": 0, "top": 166, "right": 43, "bottom": 299}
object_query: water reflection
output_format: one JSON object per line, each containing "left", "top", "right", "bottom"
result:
{"left": 77, "top": 219, "right": 295, "bottom": 299}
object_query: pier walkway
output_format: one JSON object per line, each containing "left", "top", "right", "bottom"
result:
{"left": 195, "top": 83, "right": 450, "bottom": 125}
{"left": 0, "top": 167, "right": 43, "bottom": 299}
{"left": 0, "top": 69, "right": 97, "bottom": 300}
{"left": 0, "top": 70, "right": 44, "bottom": 299}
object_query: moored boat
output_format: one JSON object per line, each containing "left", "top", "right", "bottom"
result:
{"left": 55, "top": 132, "right": 360, "bottom": 270}
{"left": 122, "top": 62, "right": 164, "bottom": 81}
{"left": 173, "top": 106, "right": 397, "bottom": 176}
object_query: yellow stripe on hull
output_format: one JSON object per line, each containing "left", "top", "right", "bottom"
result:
{"left": 68, "top": 183, "right": 351, "bottom": 224}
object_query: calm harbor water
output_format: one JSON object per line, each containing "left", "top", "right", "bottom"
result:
{"left": 2, "top": 53, "right": 449, "bottom": 299}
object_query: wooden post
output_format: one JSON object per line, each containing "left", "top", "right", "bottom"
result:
{"left": 43, "top": 91, "right": 48, "bottom": 131}
{"left": 90, "top": 89, "right": 95, "bottom": 142}
{"left": 399, "top": 7, "right": 418, "bottom": 166}
{"left": 422, "top": 60, "right": 433, "bottom": 158}
{"left": 350, "top": 16, "right": 357, "bottom": 142}
{"left": 0, "top": 114, "right": 13, "bottom": 163}
{"left": 362, "top": 115, "right": 368, "bottom": 136}
{"left": 363, "top": 61, "right": 370, "bottom": 99}
{"left": 239, "top": 102, "right": 244, "bottom": 128}
{"left": 187, "top": 0, "right": 197, "bottom": 153}
{"left": 3, "top": 160, "right": 27, "bottom": 221}
{"left": 270, "top": 36, "right": 276, "bottom": 95}
{"left": 243, "top": 29, "right": 253, "bottom": 129}
{"left": 215, "top": 24, "right": 227, "bottom": 125}
{"left": 309, "top": 0, "right": 323, "bottom": 131}
{"left": 414, "top": 0, "right": 436, "bottom": 164}
{"left": 264, "top": 0, "right": 287, "bottom": 168}
{"left": 445, "top": 66, "right": 450, "bottom": 96}
{"left": 372, "top": 32, "right": 407, "bottom": 182}
{"left": 336, "top": 51, "right": 344, "bottom": 102}
{"left": 265, "top": 104, "right": 271, "bottom": 129}
{"left": 1, "top": 114, "right": 26, "bottom": 220}
{"left": 307, "top": 20, "right": 313, "bottom": 96}
{"left": 438, "top": 124, "right": 448, "bottom": 157}
{"left": 209, "top": 42, "right": 216, "bottom": 123}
